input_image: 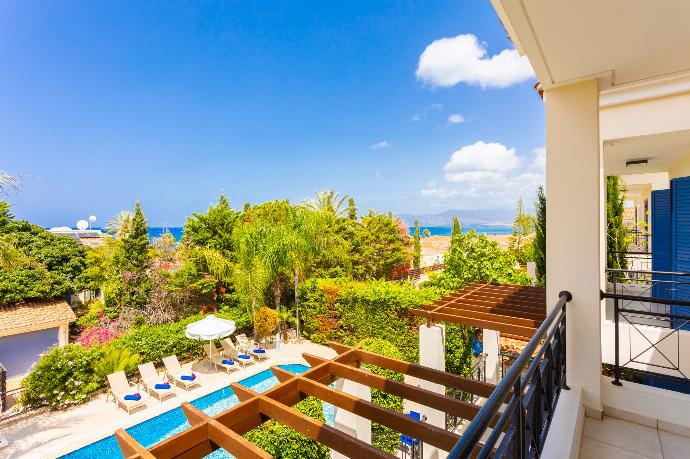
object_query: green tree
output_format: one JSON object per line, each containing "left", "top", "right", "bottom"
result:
{"left": 423, "top": 228, "right": 431, "bottom": 238}
{"left": 452, "top": 216, "right": 461, "bottom": 237}
{"left": 442, "top": 230, "right": 531, "bottom": 285}
{"left": 508, "top": 197, "right": 535, "bottom": 264}
{"left": 302, "top": 189, "right": 349, "bottom": 216}
{"left": 122, "top": 202, "right": 149, "bottom": 272}
{"left": 182, "top": 194, "right": 238, "bottom": 253}
{"left": 0, "top": 209, "right": 87, "bottom": 305}
{"left": 533, "top": 186, "right": 547, "bottom": 285}
{"left": 349, "top": 212, "right": 410, "bottom": 279}
{"left": 347, "top": 197, "right": 357, "bottom": 220}
{"left": 607, "top": 176, "right": 630, "bottom": 271}
{"left": 413, "top": 219, "right": 421, "bottom": 269}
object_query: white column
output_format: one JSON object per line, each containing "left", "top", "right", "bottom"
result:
{"left": 58, "top": 324, "right": 68, "bottom": 347}
{"left": 526, "top": 261, "right": 537, "bottom": 285}
{"left": 483, "top": 329, "right": 500, "bottom": 384}
{"left": 545, "top": 79, "right": 603, "bottom": 416}
{"left": 331, "top": 377, "right": 371, "bottom": 459}
{"left": 419, "top": 323, "right": 445, "bottom": 459}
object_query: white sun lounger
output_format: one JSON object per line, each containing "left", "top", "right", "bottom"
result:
{"left": 138, "top": 362, "right": 176, "bottom": 402}
{"left": 106, "top": 371, "right": 145, "bottom": 414}
{"left": 162, "top": 355, "right": 201, "bottom": 391}
{"left": 205, "top": 343, "right": 240, "bottom": 374}
{"left": 220, "top": 339, "right": 255, "bottom": 367}
{"left": 236, "top": 334, "right": 270, "bottom": 361}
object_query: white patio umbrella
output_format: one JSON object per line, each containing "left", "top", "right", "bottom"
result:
{"left": 185, "top": 315, "right": 236, "bottom": 368}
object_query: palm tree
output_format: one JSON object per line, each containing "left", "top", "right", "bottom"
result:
{"left": 277, "top": 308, "right": 296, "bottom": 340}
{"left": 106, "top": 210, "right": 134, "bottom": 237}
{"left": 232, "top": 223, "right": 271, "bottom": 325}
{"left": 0, "top": 171, "right": 19, "bottom": 196}
{"left": 301, "top": 189, "right": 349, "bottom": 217}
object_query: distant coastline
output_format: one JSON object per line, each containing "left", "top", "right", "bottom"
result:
{"left": 53, "top": 225, "right": 511, "bottom": 242}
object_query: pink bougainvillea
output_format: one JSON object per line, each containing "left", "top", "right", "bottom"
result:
{"left": 77, "top": 313, "right": 126, "bottom": 347}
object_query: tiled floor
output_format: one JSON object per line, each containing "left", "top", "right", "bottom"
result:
{"left": 580, "top": 415, "right": 690, "bottom": 459}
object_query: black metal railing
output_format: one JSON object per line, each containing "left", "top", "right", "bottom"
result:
{"left": 609, "top": 251, "right": 651, "bottom": 275}
{"left": 449, "top": 291, "right": 572, "bottom": 459}
{"left": 0, "top": 362, "right": 6, "bottom": 413}
{"left": 446, "top": 354, "right": 487, "bottom": 431}
{"left": 607, "top": 267, "right": 690, "bottom": 316}
{"left": 602, "top": 289, "right": 690, "bottom": 389}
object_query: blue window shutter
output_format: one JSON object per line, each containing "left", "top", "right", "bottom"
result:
{"left": 651, "top": 189, "right": 672, "bottom": 299}
{"left": 671, "top": 177, "right": 690, "bottom": 329}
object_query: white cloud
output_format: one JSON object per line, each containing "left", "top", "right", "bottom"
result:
{"left": 444, "top": 141, "right": 521, "bottom": 174}
{"left": 532, "top": 147, "right": 546, "bottom": 169}
{"left": 370, "top": 140, "right": 391, "bottom": 150}
{"left": 411, "top": 103, "right": 444, "bottom": 122}
{"left": 416, "top": 34, "right": 534, "bottom": 89}
{"left": 447, "top": 114, "right": 464, "bottom": 124}
{"left": 421, "top": 182, "right": 459, "bottom": 199}
{"left": 418, "top": 141, "right": 544, "bottom": 209}
{"left": 444, "top": 171, "right": 503, "bottom": 183}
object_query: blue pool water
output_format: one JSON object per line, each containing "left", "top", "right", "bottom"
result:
{"left": 60, "top": 364, "right": 321, "bottom": 458}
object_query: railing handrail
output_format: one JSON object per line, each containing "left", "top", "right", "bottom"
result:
{"left": 602, "top": 291, "right": 690, "bottom": 308}
{"left": 609, "top": 250, "right": 651, "bottom": 256}
{"left": 448, "top": 290, "right": 572, "bottom": 458}
{"left": 606, "top": 268, "right": 690, "bottom": 277}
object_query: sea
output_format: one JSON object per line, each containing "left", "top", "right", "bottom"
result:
{"left": 147, "top": 225, "right": 511, "bottom": 241}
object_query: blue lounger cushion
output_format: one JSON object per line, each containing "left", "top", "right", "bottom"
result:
{"left": 154, "top": 383, "right": 171, "bottom": 390}
{"left": 237, "top": 354, "right": 251, "bottom": 359}
{"left": 221, "top": 359, "right": 235, "bottom": 365}
{"left": 253, "top": 349, "right": 266, "bottom": 354}
{"left": 124, "top": 394, "right": 141, "bottom": 401}
{"left": 180, "top": 374, "right": 196, "bottom": 381}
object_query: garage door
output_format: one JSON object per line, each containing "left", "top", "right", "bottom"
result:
{"left": 0, "top": 328, "right": 60, "bottom": 379}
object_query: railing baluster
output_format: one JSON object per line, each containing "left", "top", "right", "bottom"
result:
{"left": 449, "top": 291, "right": 572, "bottom": 458}
{"left": 613, "top": 296, "right": 622, "bottom": 386}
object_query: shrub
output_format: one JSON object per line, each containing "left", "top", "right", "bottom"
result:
{"left": 20, "top": 345, "right": 104, "bottom": 409}
{"left": 244, "top": 396, "right": 330, "bottom": 459}
{"left": 76, "top": 299, "right": 105, "bottom": 329}
{"left": 93, "top": 348, "right": 141, "bottom": 380}
{"left": 299, "top": 278, "right": 438, "bottom": 361}
{"left": 254, "top": 306, "right": 278, "bottom": 338}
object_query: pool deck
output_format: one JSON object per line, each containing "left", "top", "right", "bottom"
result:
{"left": 0, "top": 340, "right": 336, "bottom": 459}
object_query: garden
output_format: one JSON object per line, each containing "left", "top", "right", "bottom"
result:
{"left": 0, "top": 187, "right": 541, "bottom": 457}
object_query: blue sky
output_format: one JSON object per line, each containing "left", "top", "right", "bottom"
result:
{"left": 0, "top": 0, "right": 545, "bottom": 227}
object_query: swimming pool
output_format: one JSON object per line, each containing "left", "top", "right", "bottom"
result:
{"left": 60, "top": 363, "right": 326, "bottom": 458}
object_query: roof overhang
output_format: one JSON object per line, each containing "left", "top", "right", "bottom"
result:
{"left": 491, "top": 0, "right": 690, "bottom": 90}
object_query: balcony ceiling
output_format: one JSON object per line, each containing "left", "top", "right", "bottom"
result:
{"left": 604, "top": 129, "right": 690, "bottom": 175}
{"left": 491, "top": 0, "right": 690, "bottom": 89}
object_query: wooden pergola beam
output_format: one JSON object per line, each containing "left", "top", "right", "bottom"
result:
{"left": 412, "top": 309, "right": 537, "bottom": 338}
{"left": 439, "top": 294, "right": 546, "bottom": 311}
{"left": 115, "top": 429, "right": 156, "bottom": 459}
{"left": 425, "top": 306, "right": 541, "bottom": 329}
{"left": 257, "top": 396, "right": 395, "bottom": 459}
{"left": 148, "top": 422, "right": 213, "bottom": 458}
{"left": 423, "top": 301, "right": 545, "bottom": 321}
{"left": 330, "top": 346, "right": 498, "bottom": 397}
{"left": 295, "top": 376, "right": 461, "bottom": 451}
{"left": 300, "top": 356, "right": 488, "bottom": 422}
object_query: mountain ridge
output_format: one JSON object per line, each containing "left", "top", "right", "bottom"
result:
{"left": 399, "top": 208, "right": 513, "bottom": 227}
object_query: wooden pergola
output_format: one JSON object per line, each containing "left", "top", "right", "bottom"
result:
{"left": 114, "top": 343, "right": 501, "bottom": 459}
{"left": 412, "top": 283, "right": 547, "bottom": 339}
